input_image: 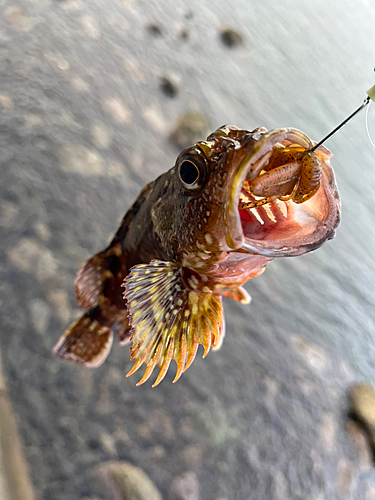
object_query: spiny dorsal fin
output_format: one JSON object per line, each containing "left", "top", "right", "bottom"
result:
{"left": 122, "top": 260, "right": 224, "bottom": 387}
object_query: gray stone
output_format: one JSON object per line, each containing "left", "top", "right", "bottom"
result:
{"left": 0, "top": 201, "right": 18, "bottom": 228}
{"left": 219, "top": 27, "right": 244, "bottom": 48}
{"left": 0, "top": 93, "right": 13, "bottom": 110}
{"left": 102, "top": 97, "right": 131, "bottom": 124}
{"left": 101, "top": 461, "right": 163, "bottom": 500}
{"left": 350, "top": 384, "right": 375, "bottom": 429}
{"left": 171, "top": 113, "right": 210, "bottom": 149}
{"left": 168, "top": 472, "right": 199, "bottom": 500}
{"left": 349, "top": 383, "right": 375, "bottom": 450}
{"left": 290, "top": 335, "right": 328, "bottom": 374}
{"left": 159, "top": 74, "right": 180, "bottom": 98}
{"left": 48, "top": 290, "right": 72, "bottom": 323}
{"left": 91, "top": 122, "right": 113, "bottom": 150}
{"left": 4, "top": 6, "right": 36, "bottom": 33}
{"left": 28, "top": 299, "right": 51, "bottom": 335}
{"left": 7, "top": 238, "right": 58, "bottom": 283}
{"left": 59, "top": 145, "right": 104, "bottom": 176}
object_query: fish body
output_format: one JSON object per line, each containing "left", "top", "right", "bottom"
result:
{"left": 53, "top": 126, "right": 340, "bottom": 385}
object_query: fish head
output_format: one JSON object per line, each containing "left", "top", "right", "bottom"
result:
{"left": 153, "top": 125, "right": 340, "bottom": 268}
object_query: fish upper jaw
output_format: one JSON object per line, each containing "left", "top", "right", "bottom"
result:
{"left": 224, "top": 128, "right": 341, "bottom": 258}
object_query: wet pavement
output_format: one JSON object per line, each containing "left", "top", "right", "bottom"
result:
{"left": 1, "top": 0, "right": 375, "bottom": 499}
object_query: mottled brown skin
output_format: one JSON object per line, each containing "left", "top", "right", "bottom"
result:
{"left": 53, "top": 125, "right": 340, "bottom": 385}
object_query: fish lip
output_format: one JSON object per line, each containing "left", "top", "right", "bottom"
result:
{"left": 225, "top": 128, "right": 341, "bottom": 258}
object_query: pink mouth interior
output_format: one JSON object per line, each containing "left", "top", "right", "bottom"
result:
{"left": 237, "top": 147, "right": 340, "bottom": 256}
{"left": 239, "top": 193, "right": 292, "bottom": 241}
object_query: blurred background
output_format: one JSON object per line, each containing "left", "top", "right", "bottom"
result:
{"left": 1, "top": 0, "right": 375, "bottom": 499}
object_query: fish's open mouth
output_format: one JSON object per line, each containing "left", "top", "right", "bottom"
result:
{"left": 226, "top": 128, "right": 341, "bottom": 257}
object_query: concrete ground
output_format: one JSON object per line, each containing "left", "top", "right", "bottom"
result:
{"left": 1, "top": 0, "right": 375, "bottom": 499}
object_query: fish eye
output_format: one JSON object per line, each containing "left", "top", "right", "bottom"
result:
{"left": 177, "top": 155, "right": 206, "bottom": 191}
{"left": 179, "top": 160, "right": 199, "bottom": 185}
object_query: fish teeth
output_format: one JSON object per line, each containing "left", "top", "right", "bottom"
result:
{"left": 263, "top": 205, "right": 277, "bottom": 223}
{"left": 239, "top": 192, "right": 251, "bottom": 203}
{"left": 275, "top": 199, "right": 288, "bottom": 219}
{"left": 250, "top": 208, "right": 264, "bottom": 225}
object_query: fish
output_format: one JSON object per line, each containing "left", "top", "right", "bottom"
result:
{"left": 53, "top": 125, "right": 340, "bottom": 386}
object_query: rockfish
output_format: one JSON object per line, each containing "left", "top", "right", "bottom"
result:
{"left": 53, "top": 126, "right": 340, "bottom": 386}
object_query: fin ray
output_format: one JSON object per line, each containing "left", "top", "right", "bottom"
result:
{"left": 153, "top": 338, "right": 175, "bottom": 387}
{"left": 114, "top": 313, "right": 131, "bottom": 345}
{"left": 123, "top": 260, "right": 224, "bottom": 386}
{"left": 173, "top": 332, "right": 187, "bottom": 383}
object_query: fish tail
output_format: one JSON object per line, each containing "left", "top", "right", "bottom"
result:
{"left": 53, "top": 307, "right": 113, "bottom": 367}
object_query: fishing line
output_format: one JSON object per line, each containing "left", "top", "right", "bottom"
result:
{"left": 365, "top": 99, "right": 375, "bottom": 148}
{"left": 309, "top": 96, "right": 371, "bottom": 152}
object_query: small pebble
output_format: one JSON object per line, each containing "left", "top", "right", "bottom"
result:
{"left": 146, "top": 24, "right": 163, "bottom": 37}
{"left": 0, "top": 93, "right": 14, "bottom": 110}
{"left": 346, "top": 420, "right": 372, "bottom": 471}
{"left": 171, "top": 112, "right": 210, "bottom": 149}
{"left": 28, "top": 299, "right": 51, "bottom": 335}
{"left": 169, "top": 471, "right": 199, "bottom": 500}
{"left": 101, "top": 461, "right": 163, "bottom": 500}
{"left": 179, "top": 28, "right": 189, "bottom": 41}
{"left": 220, "top": 27, "right": 244, "bottom": 48}
{"left": 336, "top": 458, "right": 355, "bottom": 496}
{"left": 159, "top": 74, "right": 179, "bottom": 98}
{"left": 48, "top": 289, "right": 71, "bottom": 323}
{"left": 349, "top": 383, "right": 375, "bottom": 453}
{"left": 7, "top": 238, "right": 57, "bottom": 283}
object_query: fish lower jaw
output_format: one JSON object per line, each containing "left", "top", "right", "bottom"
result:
{"left": 237, "top": 175, "right": 339, "bottom": 258}
{"left": 226, "top": 128, "right": 340, "bottom": 257}
{"left": 238, "top": 189, "right": 338, "bottom": 257}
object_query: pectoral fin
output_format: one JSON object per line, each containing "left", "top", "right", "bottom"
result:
{"left": 122, "top": 260, "right": 225, "bottom": 387}
{"left": 114, "top": 312, "right": 131, "bottom": 345}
